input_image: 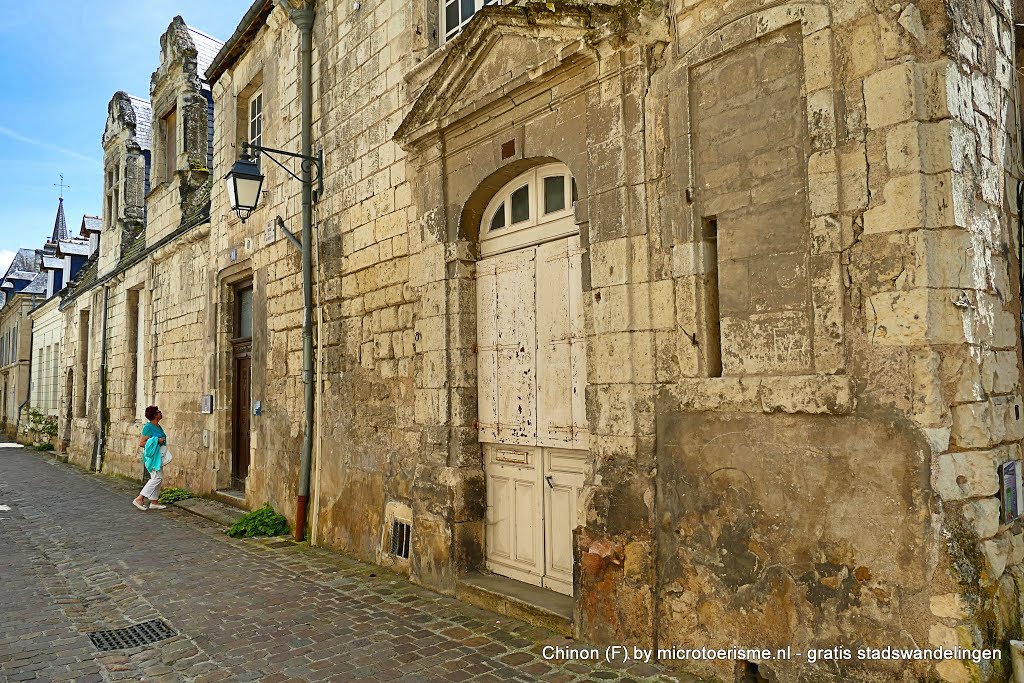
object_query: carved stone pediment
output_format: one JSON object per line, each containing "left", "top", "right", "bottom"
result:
{"left": 152, "top": 16, "right": 202, "bottom": 93}
{"left": 103, "top": 92, "right": 140, "bottom": 149}
{"left": 395, "top": 2, "right": 632, "bottom": 151}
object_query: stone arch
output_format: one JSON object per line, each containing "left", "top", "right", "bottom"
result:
{"left": 456, "top": 156, "right": 564, "bottom": 247}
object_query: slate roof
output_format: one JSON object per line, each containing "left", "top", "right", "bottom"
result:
{"left": 80, "top": 215, "right": 102, "bottom": 235}
{"left": 188, "top": 26, "right": 225, "bottom": 82}
{"left": 0, "top": 248, "right": 41, "bottom": 302}
{"left": 51, "top": 198, "right": 68, "bottom": 243}
{"left": 55, "top": 240, "right": 90, "bottom": 257}
{"left": 41, "top": 256, "right": 64, "bottom": 270}
{"left": 8, "top": 248, "right": 38, "bottom": 275}
{"left": 22, "top": 272, "right": 47, "bottom": 296}
{"left": 128, "top": 96, "right": 153, "bottom": 150}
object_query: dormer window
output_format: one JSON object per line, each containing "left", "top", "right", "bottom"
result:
{"left": 442, "top": 0, "right": 500, "bottom": 43}
{"left": 480, "top": 163, "right": 578, "bottom": 257}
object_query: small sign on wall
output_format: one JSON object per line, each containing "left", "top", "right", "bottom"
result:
{"left": 200, "top": 395, "right": 214, "bottom": 414}
{"left": 1001, "top": 461, "right": 1022, "bottom": 524}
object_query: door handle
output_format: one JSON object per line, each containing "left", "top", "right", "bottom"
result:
{"left": 545, "top": 475, "right": 554, "bottom": 489}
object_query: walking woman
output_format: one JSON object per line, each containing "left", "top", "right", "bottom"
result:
{"left": 133, "top": 405, "right": 169, "bottom": 511}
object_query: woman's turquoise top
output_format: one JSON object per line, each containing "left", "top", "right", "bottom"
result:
{"left": 142, "top": 422, "right": 167, "bottom": 472}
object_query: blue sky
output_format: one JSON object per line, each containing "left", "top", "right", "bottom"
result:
{"left": 0, "top": 1, "right": 252, "bottom": 273}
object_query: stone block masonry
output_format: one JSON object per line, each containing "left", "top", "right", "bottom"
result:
{"left": 54, "top": 1, "right": 1024, "bottom": 681}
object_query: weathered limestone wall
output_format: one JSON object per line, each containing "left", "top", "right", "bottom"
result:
{"left": 627, "top": 0, "right": 1024, "bottom": 680}
{"left": 691, "top": 25, "right": 811, "bottom": 375}
{"left": 145, "top": 231, "right": 215, "bottom": 494}
{"left": 60, "top": 17, "right": 216, "bottom": 497}
{"left": 91, "top": 267, "right": 148, "bottom": 480}
{"left": 209, "top": 7, "right": 306, "bottom": 517}
{"left": 62, "top": 287, "right": 101, "bottom": 467}
{"left": 53, "top": 0, "right": 1024, "bottom": 681}
{"left": 208, "top": 0, "right": 423, "bottom": 559}
{"left": 311, "top": 0, "right": 421, "bottom": 564}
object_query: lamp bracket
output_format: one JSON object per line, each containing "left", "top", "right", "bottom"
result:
{"left": 244, "top": 143, "right": 324, "bottom": 202}
{"left": 276, "top": 216, "right": 303, "bottom": 252}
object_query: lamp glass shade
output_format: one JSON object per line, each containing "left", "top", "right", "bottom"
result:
{"left": 224, "top": 154, "right": 264, "bottom": 219}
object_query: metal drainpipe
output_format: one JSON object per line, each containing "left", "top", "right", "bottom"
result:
{"left": 279, "top": 0, "right": 317, "bottom": 541}
{"left": 92, "top": 285, "right": 110, "bottom": 472}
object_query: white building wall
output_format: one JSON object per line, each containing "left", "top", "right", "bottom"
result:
{"left": 30, "top": 299, "right": 63, "bottom": 416}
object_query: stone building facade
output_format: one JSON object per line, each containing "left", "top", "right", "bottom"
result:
{"left": 59, "top": 18, "right": 221, "bottom": 475}
{"left": 29, "top": 206, "right": 94, "bottom": 428}
{"left": 0, "top": 249, "right": 44, "bottom": 438}
{"left": 60, "top": 0, "right": 1024, "bottom": 680}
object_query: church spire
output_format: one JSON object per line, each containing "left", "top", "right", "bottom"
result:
{"left": 51, "top": 196, "right": 68, "bottom": 243}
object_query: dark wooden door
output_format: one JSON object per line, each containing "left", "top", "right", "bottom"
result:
{"left": 232, "top": 354, "right": 251, "bottom": 486}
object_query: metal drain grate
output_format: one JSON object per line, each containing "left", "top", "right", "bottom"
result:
{"left": 87, "top": 619, "right": 177, "bottom": 651}
{"left": 390, "top": 519, "right": 412, "bottom": 559}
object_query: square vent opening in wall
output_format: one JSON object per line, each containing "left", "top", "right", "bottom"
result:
{"left": 390, "top": 519, "right": 411, "bottom": 559}
{"left": 379, "top": 501, "right": 413, "bottom": 570}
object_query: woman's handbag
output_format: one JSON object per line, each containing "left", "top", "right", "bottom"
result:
{"left": 160, "top": 445, "right": 173, "bottom": 465}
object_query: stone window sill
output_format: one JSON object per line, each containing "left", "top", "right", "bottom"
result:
{"left": 671, "top": 374, "right": 853, "bottom": 415}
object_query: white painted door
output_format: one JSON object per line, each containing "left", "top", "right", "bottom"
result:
{"left": 477, "top": 249, "right": 537, "bottom": 445}
{"left": 484, "top": 444, "right": 544, "bottom": 586}
{"left": 542, "top": 449, "right": 586, "bottom": 595}
{"left": 479, "top": 235, "right": 588, "bottom": 597}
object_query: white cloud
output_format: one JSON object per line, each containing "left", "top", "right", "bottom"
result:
{"left": 0, "top": 249, "right": 14, "bottom": 275}
{"left": 0, "top": 125, "right": 100, "bottom": 165}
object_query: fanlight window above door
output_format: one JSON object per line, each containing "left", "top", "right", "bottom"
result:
{"left": 480, "top": 164, "right": 578, "bottom": 257}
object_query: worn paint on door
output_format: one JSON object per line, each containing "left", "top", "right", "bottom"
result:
{"left": 479, "top": 235, "right": 588, "bottom": 596}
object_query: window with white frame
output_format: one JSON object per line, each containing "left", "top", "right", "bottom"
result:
{"left": 441, "top": 0, "right": 500, "bottom": 43}
{"left": 480, "top": 163, "right": 578, "bottom": 257}
{"left": 248, "top": 90, "right": 263, "bottom": 155}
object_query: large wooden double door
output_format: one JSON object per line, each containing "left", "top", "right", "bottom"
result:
{"left": 477, "top": 236, "right": 588, "bottom": 596}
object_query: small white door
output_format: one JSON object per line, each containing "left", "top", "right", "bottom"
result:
{"left": 484, "top": 445, "right": 544, "bottom": 586}
{"left": 542, "top": 449, "right": 586, "bottom": 595}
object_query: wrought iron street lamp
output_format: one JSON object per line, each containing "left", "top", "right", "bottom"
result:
{"left": 224, "top": 149, "right": 264, "bottom": 222}
{"left": 224, "top": 142, "right": 323, "bottom": 223}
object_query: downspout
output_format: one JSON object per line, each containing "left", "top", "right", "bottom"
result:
{"left": 310, "top": 200, "right": 326, "bottom": 547}
{"left": 91, "top": 285, "right": 110, "bottom": 472}
{"left": 279, "top": 0, "right": 317, "bottom": 541}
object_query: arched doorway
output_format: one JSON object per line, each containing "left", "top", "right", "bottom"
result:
{"left": 476, "top": 162, "right": 588, "bottom": 596}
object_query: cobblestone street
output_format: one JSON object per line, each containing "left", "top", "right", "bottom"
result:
{"left": 0, "top": 447, "right": 680, "bottom": 683}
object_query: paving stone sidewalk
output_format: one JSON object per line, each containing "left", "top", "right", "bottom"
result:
{"left": 0, "top": 447, "right": 684, "bottom": 683}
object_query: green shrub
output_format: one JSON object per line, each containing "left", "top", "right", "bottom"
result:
{"left": 25, "top": 408, "right": 58, "bottom": 440}
{"left": 226, "top": 504, "right": 290, "bottom": 539}
{"left": 34, "top": 443, "right": 54, "bottom": 451}
{"left": 158, "top": 486, "right": 194, "bottom": 504}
